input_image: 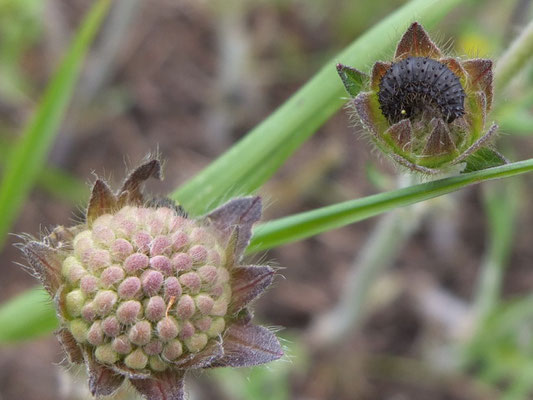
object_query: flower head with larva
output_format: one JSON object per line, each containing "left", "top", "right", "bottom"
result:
{"left": 20, "top": 159, "right": 283, "bottom": 400}
{"left": 337, "top": 22, "right": 506, "bottom": 174}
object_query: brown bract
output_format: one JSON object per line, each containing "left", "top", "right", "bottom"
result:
{"left": 341, "top": 22, "right": 500, "bottom": 174}
{"left": 21, "top": 158, "right": 283, "bottom": 400}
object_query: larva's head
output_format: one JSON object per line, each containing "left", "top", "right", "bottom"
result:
{"left": 338, "top": 22, "right": 501, "bottom": 174}
{"left": 20, "top": 159, "right": 283, "bottom": 400}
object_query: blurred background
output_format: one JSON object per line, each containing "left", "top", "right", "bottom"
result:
{"left": 1, "top": 0, "right": 533, "bottom": 399}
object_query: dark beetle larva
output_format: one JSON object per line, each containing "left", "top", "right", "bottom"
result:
{"left": 378, "top": 56, "right": 465, "bottom": 124}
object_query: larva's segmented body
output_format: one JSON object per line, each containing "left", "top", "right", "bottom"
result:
{"left": 378, "top": 57, "right": 465, "bottom": 124}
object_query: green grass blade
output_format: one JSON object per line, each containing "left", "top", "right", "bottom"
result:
{"left": 0, "top": 0, "right": 111, "bottom": 248}
{"left": 171, "top": 0, "right": 466, "bottom": 215}
{"left": 248, "top": 159, "right": 533, "bottom": 253}
{"left": 4, "top": 158, "right": 533, "bottom": 343}
{"left": 0, "top": 136, "right": 89, "bottom": 203}
{"left": 0, "top": 287, "right": 58, "bottom": 342}
{"left": 37, "top": 167, "right": 89, "bottom": 204}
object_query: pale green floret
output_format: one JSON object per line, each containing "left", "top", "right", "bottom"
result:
{"left": 207, "top": 317, "right": 225, "bottom": 338}
{"left": 149, "top": 356, "right": 168, "bottom": 372}
{"left": 125, "top": 348, "right": 148, "bottom": 370}
{"left": 72, "top": 230, "right": 92, "bottom": 247}
{"left": 59, "top": 204, "right": 243, "bottom": 372}
{"left": 162, "top": 339, "right": 183, "bottom": 361}
{"left": 185, "top": 333, "right": 208, "bottom": 352}
{"left": 217, "top": 267, "right": 230, "bottom": 283}
{"left": 222, "top": 283, "right": 232, "bottom": 299}
{"left": 70, "top": 319, "right": 89, "bottom": 343}
{"left": 66, "top": 289, "right": 86, "bottom": 317}
{"left": 95, "top": 344, "right": 118, "bottom": 364}
{"left": 211, "top": 295, "right": 229, "bottom": 317}
{"left": 61, "top": 256, "right": 84, "bottom": 283}
{"left": 73, "top": 230, "right": 93, "bottom": 257}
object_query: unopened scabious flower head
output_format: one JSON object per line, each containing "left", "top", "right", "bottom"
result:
{"left": 21, "top": 159, "right": 282, "bottom": 400}
{"left": 338, "top": 22, "right": 502, "bottom": 174}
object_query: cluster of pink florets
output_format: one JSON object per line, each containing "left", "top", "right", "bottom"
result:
{"left": 62, "top": 205, "right": 231, "bottom": 372}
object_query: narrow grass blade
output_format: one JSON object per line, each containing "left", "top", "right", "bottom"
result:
{"left": 0, "top": 287, "right": 58, "bottom": 342}
{"left": 0, "top": 0, "right": 111, "bottom": 248}
{"left": 4, "top": 157, "right": 533, "bottom": 343}
{"left": 171, "top": 0, "right": 466, "bottom": 215}
{"left": 248, "top": 158, "right": 533, "bottom": 253}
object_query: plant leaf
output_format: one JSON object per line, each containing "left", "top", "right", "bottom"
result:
{"left": 247, "top": 158, "right": 533, "bottom": 253}
{"left": 0, "top": 287, "right": 58, "bottom": 342}
{"left": 171, "top": 0, "right": 466, "bottom": 216}
{"left": 336, "top": 63, "right": 367, "bottom": 98}
{"left": 463, "top": 147, "right": 508, "bottom": 173}
{"left": 0, "top": 0, "right": 112, "bottom": 249}
{"left": 4, "top": 157, "right": 533, "bottom": 343}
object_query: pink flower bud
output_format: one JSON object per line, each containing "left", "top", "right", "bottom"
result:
{"left": 111, "top": 238, "right": 133, "bottom": 261}
{"left": 194, "top": 316, "right": 212, "bottom": 332}
{"left": 144, "top": 340, "right": 163, "bottom": 356}
{"left": 92, "top": 224, "right": 115, "bottom": 245}
{"left": 179, "top": 272, "right": 201, "bottom": 293}
{"left": 171, "top": 232, "right": 189, "bottom": 251}
{"left": 157, "top": 316, "right": 179, "bottom": 341}
{"left": 112, "top": 335, "right": 132, "bottom": 354}
{"left": 80, "top": 275, "right": 99, "bottom": 294}
{"left": 190, "top": 228, "right": 214, "bottom": 245}
{"left": 87, "top": 321, "right": 104, "bottom": 346}
{"left": 81, "top": 302, "right": 97, "bottom": 321}
{"left": 145, "top": 296, "right": 166, "bottom": 322}
{"left": 179, "top": 321, "right": 195, "bottom": 339}
{"left": 198, "top": 265, "right": 218, "bottom": 284}
{"left": 176, "top": 295, "right": 195, "bottom": 319}
{"left": 62, "top": 256, "right": 86, "bottom": 284}
{"left": 87, "top": 249, "right": 111, "bottom": 271}
{"left": 116, "top": 300, "right": 141, "bottom": 324}
{"left": 163, "top": 277, "right": 182, "bottom": 300}
{"left": 124, "top": 253, "right": 149, "bottom": 274}
{"left": 150, "top": 255, "right": 172, "bottom": 275}
{"left": 195, "top": 294, "right": 214, "bottom": 315}
{"left": 162, "top": 339, "right": 183, "bottom": 361}
{"left": 150, "top": 235, "right": 172, "bottom": 256}
{"left": 93, "top": 290, "right": 117, "bottom": 316}
{"left": 189, "top": 245, "right": 207, "bottom": 264}
{"left": 133, "top": 231, "right": 152, "bottom": 253}
{"left": 172, "top": 253, "right": 192, "bottom": 272}
{"left": 100, "top": 265, "right": 125, "bottom": 288}
{"left": 142, "top": 270, "right": 164, "bottom": 295}
{"left": 102, "top": 316, "right": 120, "bottom": 337}
{"left": 129, "top": 320, "right": 152, "bottom": 345}
{"left": 118, "top": 276, "right": 141, "bottom": 299}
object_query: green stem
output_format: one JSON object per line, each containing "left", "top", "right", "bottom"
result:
{"left": 0, "top": 0, "right": 112, "bottom": 249}
{"left": 494, "top": 19, "right": 533, "bottom": 92}
{"left": 171, "top": 0, "right": 466, "bottom": 215}
{"left": 248, "top": 158, "right": 533, "bottom": 253}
